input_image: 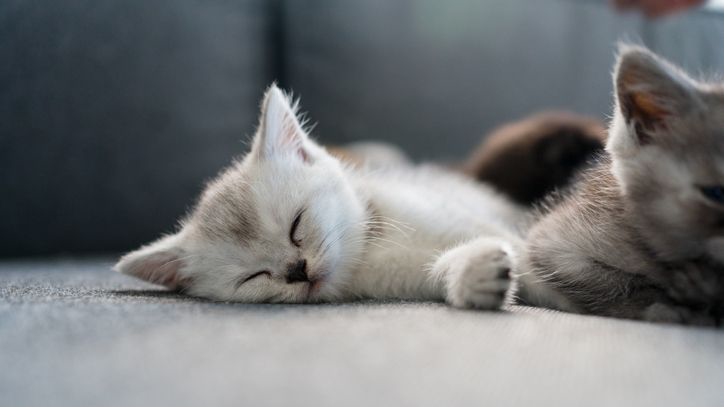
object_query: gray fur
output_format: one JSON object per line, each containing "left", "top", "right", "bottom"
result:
{"left": 519, "top": 45, "right": 724, "bottom": 326}
{"left": 193, "top": 161, "right": 260, "bottom": 245}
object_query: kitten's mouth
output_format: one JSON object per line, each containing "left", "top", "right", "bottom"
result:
{"left": 306, "top": 277, "right": 325, "bottom": 300}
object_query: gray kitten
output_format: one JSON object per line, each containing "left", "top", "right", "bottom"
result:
{"left": 520, "top": 45, "right": 724, "bottom": 325}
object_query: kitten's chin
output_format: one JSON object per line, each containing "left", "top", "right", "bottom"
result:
{"left": 305, "top": 275, "right": 334, "bottom": 303}
{"left": 308, "top": 278, "right": 324, "bottom": 298}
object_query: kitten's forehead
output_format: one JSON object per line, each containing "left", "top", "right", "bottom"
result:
{"left": 657, "top": 92, "right": 724, "bottom": 157}
{"left": 682, "top": 90, "right": 724, "bottom": 176}
{"left": 192, "top": 163, "right": 260, "bottom": 244}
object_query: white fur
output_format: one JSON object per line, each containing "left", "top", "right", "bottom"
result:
{"left": 115, "top": 85, "right": 525, "bottom": 309}
{"left": 344, "top": 164, "right": 524, "bottom": 306}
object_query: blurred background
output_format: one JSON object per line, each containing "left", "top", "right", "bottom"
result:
{"left": 2, "top": 0, "right": 724, "bottom": 258}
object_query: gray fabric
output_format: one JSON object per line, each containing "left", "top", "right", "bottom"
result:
{"left": 644, "top": 10, "right": 724, "bottom": 71}
{"left": 0, "top": 0, "right": 274, "bottom": 257}
{"left": 283, "top": 0, "right": 724, "bottom": 160}
{"left": 282, "top": 0, "right": 643, "bottom": 160}
{"left": 3, "top": 0, "right": 724, "bottom": 258}
{"left": 1, "top": 258, "right": 723, "bottom": 407}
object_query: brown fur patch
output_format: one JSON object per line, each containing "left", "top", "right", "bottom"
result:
{"left": 461, "top": 112, "right": 606, "bottom": 205}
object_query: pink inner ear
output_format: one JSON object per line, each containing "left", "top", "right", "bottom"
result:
{"left": 280, "top": 115, "right": 299, "bottom": 145}
{"left": 280, "top": 115, "right": 310, "bottom": 163}
{"left": 298, "top": 147, "right": 309, "bottom": 162}
{"left": 128, "top": 252, "right": 187, "bottom": 290}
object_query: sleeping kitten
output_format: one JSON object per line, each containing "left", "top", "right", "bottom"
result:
{"left": 520, "top": 45, "right": 724, "bottom": 325}
{"left": 115, "top": 85, "right": 525, "bottom": 308}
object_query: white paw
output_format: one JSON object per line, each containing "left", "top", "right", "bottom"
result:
{"left": 432, "top": 242, "right": 513, "bottom": 310}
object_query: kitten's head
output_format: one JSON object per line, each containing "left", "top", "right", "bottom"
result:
{"left": 608, "top": 45, "right": 724, "bottom": 260}
{"left": 114, "top": 85, "right": 368, "bottom": 302}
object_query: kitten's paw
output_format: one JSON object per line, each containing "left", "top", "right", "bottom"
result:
{"left": 432, "top": 241, "right": 513, "bottom": 310}
{"left": 643, "top": 303, "right": 718, "bottom": 327}
{"left": 666, "top": 264, "right": 720, "bottom": 303}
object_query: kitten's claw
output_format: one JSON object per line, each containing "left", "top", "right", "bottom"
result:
{"left": 432, "top": 241, "right": 514, "bottom": 310}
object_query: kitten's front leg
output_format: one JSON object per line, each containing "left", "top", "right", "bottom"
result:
{"left": 644, "top": 261, "right": 724, "bottom": 326}
{"left": 430, "top": 237, "right": 516, "bottom": 310}
{"left": 642, "top": 302, "right": 719, "bottom": 326}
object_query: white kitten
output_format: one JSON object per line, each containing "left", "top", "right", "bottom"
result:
{"left": 114, "top": 85, "right": 525, "bottom": 309}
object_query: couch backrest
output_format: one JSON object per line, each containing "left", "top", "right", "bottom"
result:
{"left": 282, "top": 0, "right": 724, "bottom": 160}
{"left": 1, "top": 0, "right": 274, "bottom": 256}
{"left": 2, "top": 0, "right": 723, "bottom": 257}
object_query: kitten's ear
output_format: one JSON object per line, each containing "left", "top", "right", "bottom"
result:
{"left": 614, "top": 45, "right": 699, "bottom": 144}
{"left": 253, "top": 84, "right": 311, "bottom": 162}
{"left": 113, "top": 234, "right": 189, "bottom": 290}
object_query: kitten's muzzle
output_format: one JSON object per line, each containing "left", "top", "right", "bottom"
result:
{"left": 286, "top": 259, "right": 309, "bottom": 283}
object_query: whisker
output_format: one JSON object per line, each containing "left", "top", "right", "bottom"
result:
{"left": 367, "top": 214, "right": 415, "bottom": 231}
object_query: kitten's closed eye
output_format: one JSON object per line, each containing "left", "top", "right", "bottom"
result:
{"left": 236, "top": 270, "right": 271, "bottom": 289}
{"left": 699, "top": 186, "right": 724, "bottom": 204}
{"left": 290, "top": 210, "right": 304, "bottom": 247}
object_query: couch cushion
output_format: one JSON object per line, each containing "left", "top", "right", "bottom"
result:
{"left": 1, "top": 258, "right": 723, "bottom": 407}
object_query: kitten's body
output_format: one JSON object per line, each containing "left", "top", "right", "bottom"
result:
{"left": 116, "top": 85, "right": 523, "bottom": 309}
{"left": 520, "top": 46, "right": 724, "bottom": 325}
{"left": 521, "top": 155, "right": 675, "bottom": 317}
{"left": 346, "top": 164, "right": 523, "bottom": 301}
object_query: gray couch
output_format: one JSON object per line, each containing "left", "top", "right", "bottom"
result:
{"left": 2, "top": 1, "right": 724, "bottom": 406}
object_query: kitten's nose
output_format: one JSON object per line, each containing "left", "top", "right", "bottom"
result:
{"left": 286, "top": 259, "right": 308, "bottom": 283}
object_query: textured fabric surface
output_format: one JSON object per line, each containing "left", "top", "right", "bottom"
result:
{"left": 1, "top": 258, "right": 723, "bottom": 407}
